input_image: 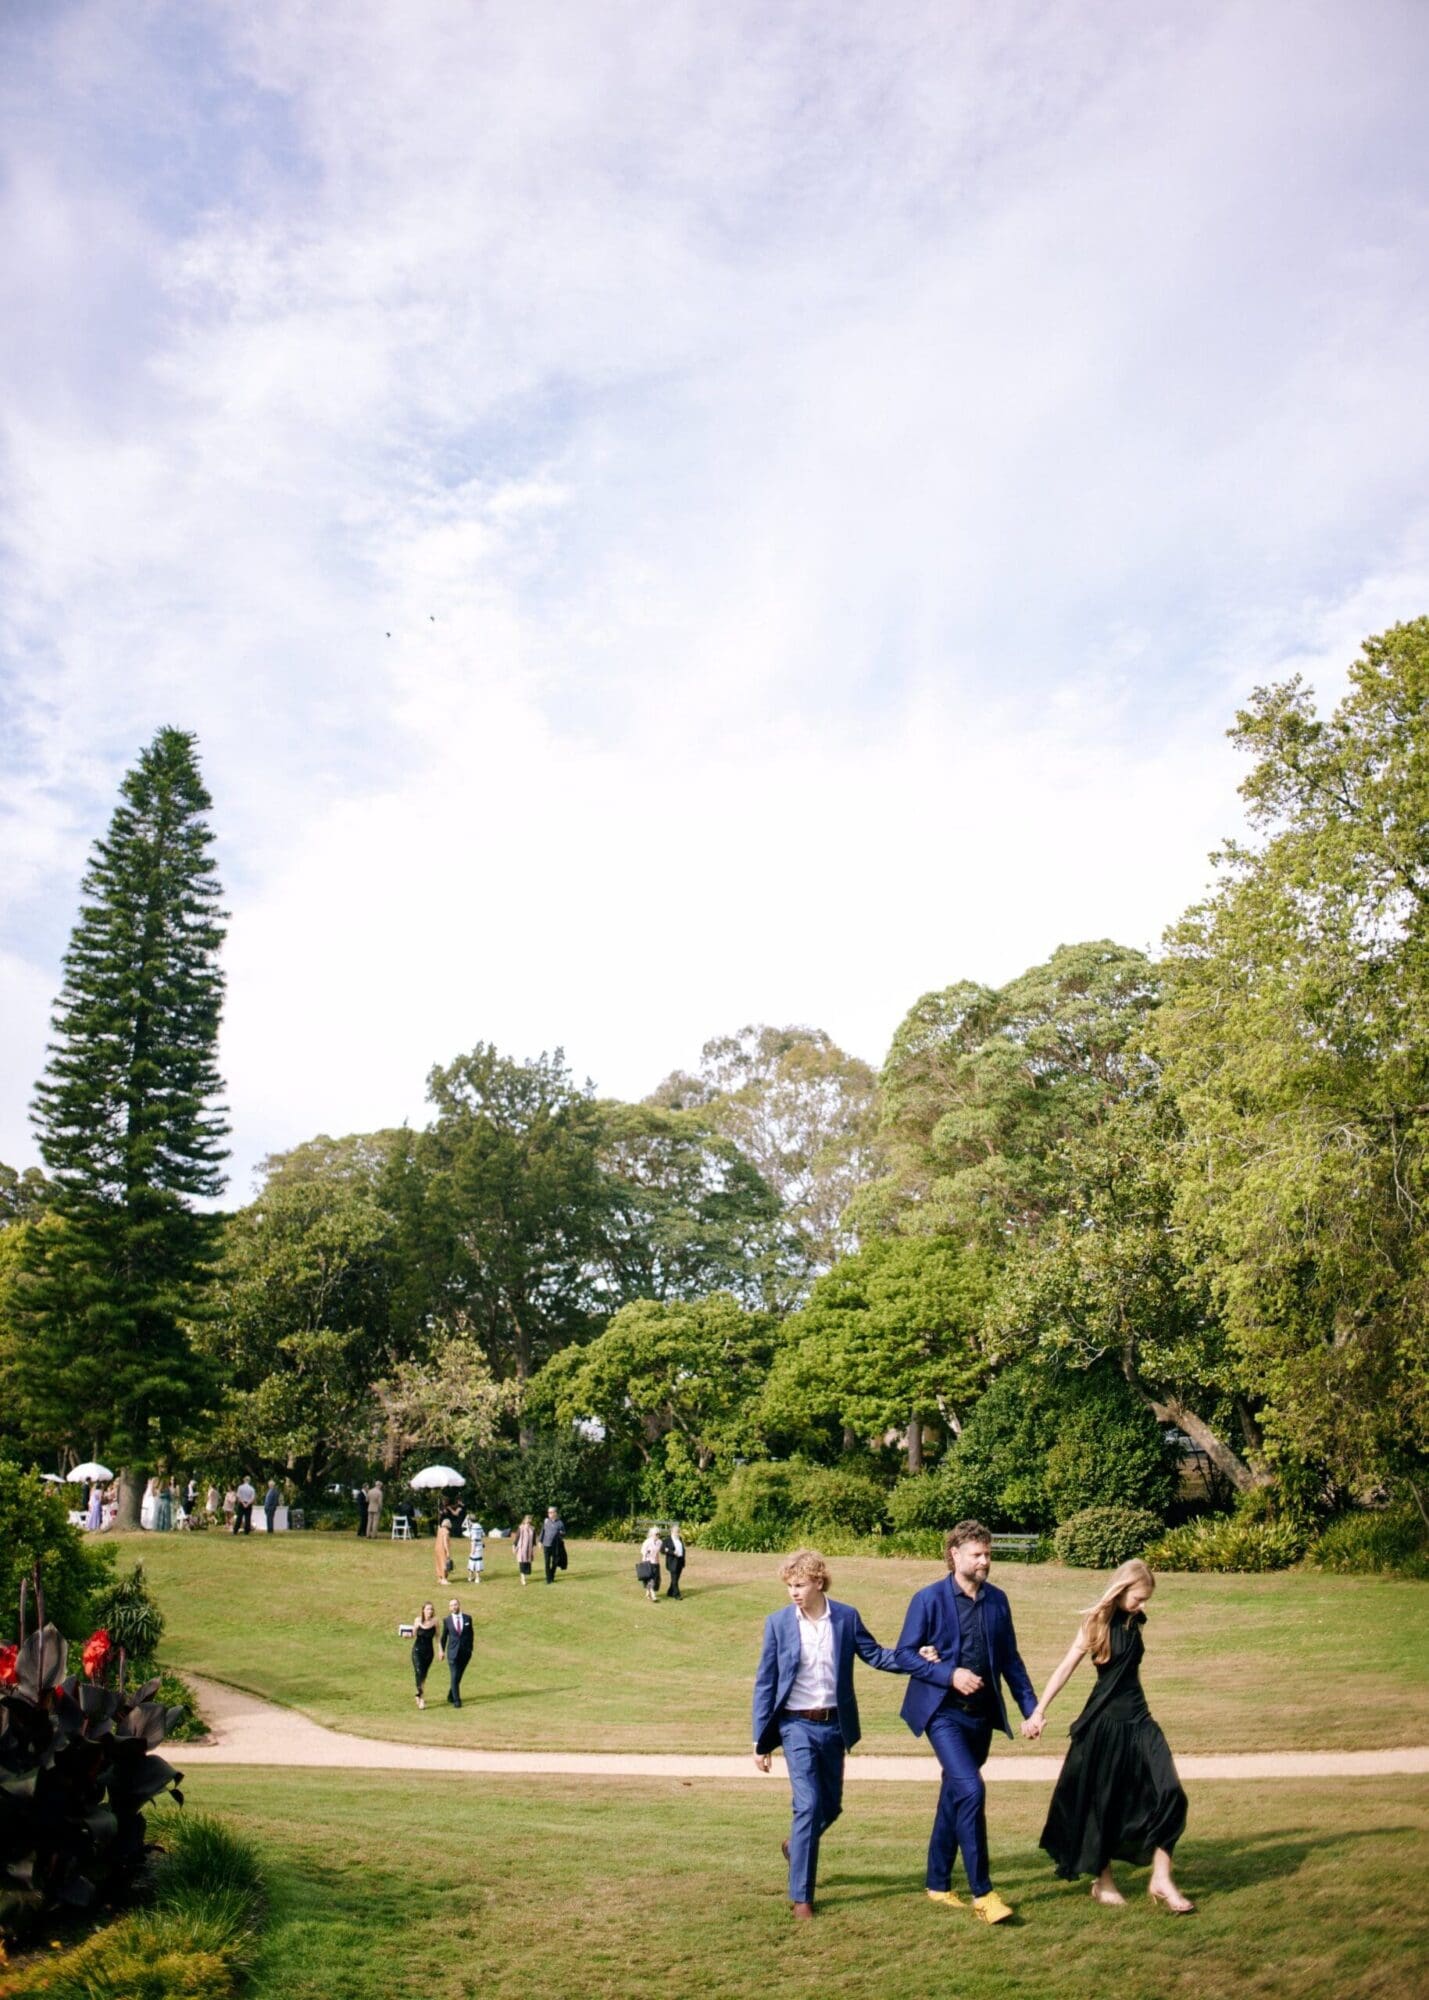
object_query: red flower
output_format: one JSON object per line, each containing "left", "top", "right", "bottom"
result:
{"left": 0, "top": 1644, "right": 17, "bottom": 1689}
{"left": 81, "top": 1630, "right": 112, "bottom": 1682}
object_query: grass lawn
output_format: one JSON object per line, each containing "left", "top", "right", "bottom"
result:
{"left": 123, "top": 1532, "right": 1429, "bottom": 1756}
{"left": 180, "top": 1769, "right": 1428, "bottom": 2000}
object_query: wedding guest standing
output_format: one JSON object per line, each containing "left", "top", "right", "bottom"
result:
{"left": 435, "top": 1508, "right": 453, "bottom": 1584}
{"left": 234, "top": 1475, "right": 256, "bottom": 1534}
{"left": 638, "top": 1525, "right": 664, "bottom": 1601}
{"left": 154, "top": 1480, "right": 173, "bottom": 1533}
{"left": 512, "top": 1515, "right": 535, "bottom": 1585}
{"left": 222, "top": 1486, "right": 237, "bottom": 1533}
{"left": 366, "top": 1480, "right": 384, "bottom": 1538}
{"left": 410, "top": 1601, "right": 440, "bottom": 1710}
{"left": 85, "top": 1482, "right": 103, "bottom": 1532}
{"left": 1032, "top": 1559, "right": 1192, "bottom": 1913}
{"left": 539, "top": 1507, "right": 566, "bottom": 1584}
{"left": 205, "top": 1482, "right": 219, "bottom": 1524}
{"left": 464, "top": 1514, "right": 486, "bottom": 1584}
{"left": 263, "top": 1480, "right": 281, "bottom": 1535}
{"left": 440, "top": 1597, "right": 474, "bottom": 1707}
{"left": 355, "top": 1483, "right": 368, "bottom": 1536}
{"left": 663, "top": 1523, "right": 687, "bottom": 1599}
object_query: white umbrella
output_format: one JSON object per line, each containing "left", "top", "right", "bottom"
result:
{"left": 39, "top": 1472, "right": 65, "bottom": 1483}
{"left": 409, "top": 1465, "right": 465, "bottom": 1489}
{"left": 67, "top": 1462, "right": 114, "bottom": 1482}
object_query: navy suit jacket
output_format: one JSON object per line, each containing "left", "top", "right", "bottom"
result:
{"left": 752, "top": 1597, "right": 951, "bottom": 1757}
{"left": 894, "top": 1576, "right": 1037, "bottom": 1739}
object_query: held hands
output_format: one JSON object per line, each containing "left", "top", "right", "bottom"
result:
{"left": 1020, "top": 1706, "right": 1046, "bottom": 1740}
{"left": 753, "top": 1750, "right": 772, "bottom": 1773}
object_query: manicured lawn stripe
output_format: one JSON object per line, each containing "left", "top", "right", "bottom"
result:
{"left": 192, "top": 1768, "right": 1429, "bottom": 2000}
{"left": 124, "top": 1533, "right": 1429, "bottom": 1755}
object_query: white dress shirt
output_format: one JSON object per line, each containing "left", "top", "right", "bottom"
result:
{"left": 786, "top": 1602, "right": 837, "bottom": 1710}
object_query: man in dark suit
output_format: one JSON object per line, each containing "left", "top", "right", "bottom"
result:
{"left": 752, "top": 1548, "right": 955, "bottom": 1918}
{"left": 441, "top": 1597, "right": 474, "bottom": 1707}
{"left": 662, "top": 1523, "right": 686, "bottom": 1599}
{"left": 895, "top": 1519, "right": 1042, "bottom": 1924}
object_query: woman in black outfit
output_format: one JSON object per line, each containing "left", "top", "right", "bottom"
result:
{"left": 1030, "top": 1559, "right": 1192, "bottom": 1913}
{"left": 410, "top": 1601, "right": 440, "bottom": 1710}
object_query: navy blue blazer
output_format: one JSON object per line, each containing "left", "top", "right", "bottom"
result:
{"left": 752, "top": 1597, "right": 951, "bottom": 1756}
{"left": 894, "top": 1576, "right": 1037, "bottom": 1738}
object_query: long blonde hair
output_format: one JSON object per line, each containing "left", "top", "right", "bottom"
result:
{"left": 1080, "top": 1559, "right": 1154, "bottom": 1665}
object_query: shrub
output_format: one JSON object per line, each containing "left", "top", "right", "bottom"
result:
{"left": 1053, "top": 1507, "right": 1162, "bottom": 1568}
{"left": 0, "top": 1461, "right": 114, "bottom": 1646}
{"left": 886, "top": 1364, "right": 1176, "bottom": 1535}
{"left": 1311, "top": 1507, "right": 1429, "bottom": 1579}
{"left": 0, "top": 1617, "right": 185, "bottom": 1941}
{"left": 33, "top": 1811, "right": 264, "bottom": 2000}
{"left": 93, "top": 1565, "right": 165, "bottom": 1660}
{"left": 702, "top": 1463, "right": 799, "bottom": 1551}
{"left": 790, "top": 1466, "right": 888, "bottom": 1535}
{"left": 485, "top": 1432, "right": 628, "bottom": 1531}
{"left": 1143, "top": 1515, "right": 1306, "bottom": 1572}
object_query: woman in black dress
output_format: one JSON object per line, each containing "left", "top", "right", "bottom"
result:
{"left": 410, "top": 1601, "right": 440, "bottom": 1710}
{"left": 1030, "top": 1559, "right": 1192, "bottom": 1913}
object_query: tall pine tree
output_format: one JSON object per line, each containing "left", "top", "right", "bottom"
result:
{"left": 15, "top": 729, "right": 228, "bottom": 1519}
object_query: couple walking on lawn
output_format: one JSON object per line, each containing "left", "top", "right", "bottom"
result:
{"left": 752, "top": 1521, "right": 1191, "bottom": 1923}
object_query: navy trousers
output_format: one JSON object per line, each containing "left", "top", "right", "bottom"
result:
{"left": 779, "top": 1717, "right": 844, "bottom": 1905}
{"left": 925, "top": 1705, "right": 995, "bottom": 1896}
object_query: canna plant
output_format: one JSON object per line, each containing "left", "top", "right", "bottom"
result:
{"left": 0, "top": 1567, "right": 184, "bottom": 1940}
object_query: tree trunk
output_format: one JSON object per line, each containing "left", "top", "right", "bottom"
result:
{"left": 1160, "top": 1395, "right": 1265, "bottom": 1494}
{"left": 905, "top": 1411, "right": 924, "bottom": 1475}
{"left": 115, "top": 1468, "right": 145, "bottom": 1531}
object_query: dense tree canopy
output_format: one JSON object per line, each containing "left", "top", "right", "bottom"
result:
{"left": 759, "top": 1236, "right": 991, "bottom": 1470}
{"left": 1155, "top": 620, "right": 1429, "bottom": 1508}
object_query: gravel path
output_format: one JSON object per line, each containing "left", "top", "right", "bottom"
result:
{"left": 179, "top": 1676, "right": 1429, "bottom": 1783}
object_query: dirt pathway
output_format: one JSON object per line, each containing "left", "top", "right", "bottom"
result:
{"left": 178, "top": 1677, "right": 1429, "bottom": 1783}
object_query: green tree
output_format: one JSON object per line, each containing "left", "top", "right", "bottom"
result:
{"left": 388, "top": 1047, "right": 610, "bottom": 1400}
{"left": 537, "top": 1292, "right": 776, "bottom": 1476}
{"left": 759, "top": 1235, "right": 991, "bottom": 1470}
{"left": 989, "top": 1095, "right": 1258, "bottom": 1494}
{"left": 13, "top": 729, "right": 227, "bottom": 1522}
{"left": 856, "top": 943, "right": 1159, "bottom": 1245}
{"left": 595, "top": 1099, "right": 782, "bottom": 1308}
{"left": 1155, "top": 620, "right": 1429, "bottom": 1511}
{"left": 889, "top": 1361, "right": 1176, "bottom": 1533}
{"left": 0, "top": 1459, "right": 115, "bottom": 1644}
{"left": 0, "top": 1162, "right": 47, "bottom": 1225}
{"left": 197, "top": 1137, "right": 403, "bottom": 1488}
{"left": 652, "top": 1024, "right": 878, "bottom": 1277}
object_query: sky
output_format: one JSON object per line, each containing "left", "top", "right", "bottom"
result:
{"left": 2, "top": 0, "right": 1427, "bottom": 1200}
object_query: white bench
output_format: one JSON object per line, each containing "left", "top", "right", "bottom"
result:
{"left": 989, "top": 1533, "right": 1041, "bottom": 1560}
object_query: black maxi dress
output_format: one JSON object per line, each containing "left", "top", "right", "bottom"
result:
{"left": 411, "top": 1621, "right": 438, "bottom": 1694}
{"left": 1039, "top": 1610, "right": 1187, "bottom": 1879}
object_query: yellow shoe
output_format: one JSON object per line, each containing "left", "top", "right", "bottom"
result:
{"left": 971, "top": 1892, "right": 1014, "bottom": 1925}
{"left": 926, "top": 1889, "right": 964, "bottom": 1908}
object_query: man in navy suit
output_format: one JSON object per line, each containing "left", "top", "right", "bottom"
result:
{"left": 752, "top": 1547, "right": 956, "bottom": 1918}
{"left": 895, "top": 1519, "right": 1042, "bottom": 1924}
{"left": 440, "top": 1597, "right": 474, "bottom": 1707}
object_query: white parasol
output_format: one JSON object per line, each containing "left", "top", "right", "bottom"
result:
{"left": 39, "top": 1472, "right": 65, "bottom": 1483}
{"left": 67, "top": 1462, "right": 114, "bottom": 1482}
{"left": 409, "top": 1465, "right": 465, "bottom": 1489}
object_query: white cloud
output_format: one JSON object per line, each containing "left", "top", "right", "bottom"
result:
{"left": 2, "top": 0, "right": 1427, "bottom": 1190}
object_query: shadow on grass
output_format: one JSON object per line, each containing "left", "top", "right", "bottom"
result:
{"left": 818, "top": 1824, "right": 1418, "bottom": 1909}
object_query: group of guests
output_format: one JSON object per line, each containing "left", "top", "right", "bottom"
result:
{"left": 637, "top": 1523, "right": 686, "bottom": 1600}
{"left": 109, "top": 1475, "right": 288, "bottom": 1534}
{"left": 754, "top": 1521, "right": 1191, "bottom": 1922}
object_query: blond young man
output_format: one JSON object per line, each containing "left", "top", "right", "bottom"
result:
{"left": 752, "top": 1549, "right": 957, "bottom": 1919}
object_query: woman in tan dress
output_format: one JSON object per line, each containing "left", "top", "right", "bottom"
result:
{"left": 434, "top": 1510, "right": 453, "bottom": 1583}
